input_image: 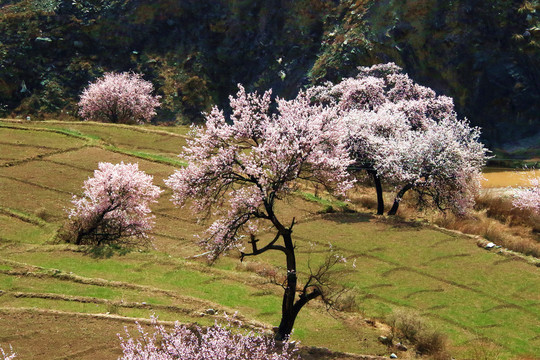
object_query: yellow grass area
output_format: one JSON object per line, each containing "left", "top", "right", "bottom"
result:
{"left": 481, "top": 168, "right": 539, "bottom": 188}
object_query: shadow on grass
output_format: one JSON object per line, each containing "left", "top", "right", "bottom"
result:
{"left": 84, "top": 245, "right": 133, "bottom": 259}
{"left": 320, "top": 212, "right": 372, "bottom": 224}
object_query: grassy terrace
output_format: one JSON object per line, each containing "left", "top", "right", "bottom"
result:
{"left": 0, "top": 119, "right": 538, "bottom": 359}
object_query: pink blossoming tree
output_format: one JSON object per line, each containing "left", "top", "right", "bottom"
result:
{"left": 78, "top": 72, "right": 161, "bottom": 124}
{"left": 513, "top": 175, "right": 540, "bottom": 215}
{"left": 64, "top": 162, "right": 162, "bottom": 247}
{"left": 312, "top": 63, "right": 488, "bottom": 215}
{"left": 165, "top": 85, "right": 354, "bottom": 340}
{"left": 119, "top": 318, "right": 298, "bottom": 360}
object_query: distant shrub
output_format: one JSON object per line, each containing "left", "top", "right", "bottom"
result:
{"left": 386, "top": 310, "right": 450, "bottom": 358}
{"left": 415, "top": 330, "right": 449, "bottom": 358}
{"left": 387, "top": 309, "right": 426, "bottom": 343}
{"left": 78, "top": 72, "right": 160, "bottom": 124}
{"left": 62, "top": 162, "right": 162, "bottom": 247}
{"left": 119, "top": 318, "right": 299, "bottom": 360}
{"left": 332, "top": 293, "right": 358, "bottom": 313}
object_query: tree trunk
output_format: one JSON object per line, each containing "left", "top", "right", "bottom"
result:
{"left": 368, "top": 169, "right": 384, "bottom": 215}
{"left": 275, "top": 231, "right": 298, "bottom": 341}
{"left": 388, "top": 184, "right": 413, "bottom": 215}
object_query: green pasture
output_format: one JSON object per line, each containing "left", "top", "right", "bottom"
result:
{"left": 0, "top": 119, "right": 538, "bottom": 359}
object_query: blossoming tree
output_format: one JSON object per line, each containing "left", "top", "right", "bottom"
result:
{"left": 165, "top": 86, "right": 353, "bottom": 340}
{"left": 119, "top": 317, "right": 298, "bottom": 360}
{"left": 65, "top": 162, "right": 162, "bottom": 247}
{"left": 312, "top": 63, "right": 488, "bottom": 215}
{"left": 78, "top": 72, "right": 161, "bottom": 124}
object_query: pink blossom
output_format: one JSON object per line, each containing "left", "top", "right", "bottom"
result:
{"left": 513, "top": 175, "right": 540, "bottom": 214}
{"left": 165, "top": 86, "right": 354, "bottom": 258}
{"left": 0, "top": 346, "right": 15, "bottom": 360}
{"left": 165, "top": 85, "right": 354, "bottom": 340}
{"left": 119, "top": 318, "right": 298, "bottom": 360}
{"left": 66, "top": 162, "right": 162, "bottom": 246}
{"left": 313, "top": 63, "right": 488, "bottom": 215}
{"left": 78, "top": 72, "right": 161, "bottom": 124}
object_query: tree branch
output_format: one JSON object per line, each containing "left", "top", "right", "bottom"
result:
{"left": 240, "top": 232, "right": 286, "bottom": 261}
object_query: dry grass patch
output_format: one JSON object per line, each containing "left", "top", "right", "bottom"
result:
{"left": 386, "top": 310, "right": 451, "bottom": 359}
{"left": 433, "top": 195, "right": 540, "bottom": 258}
{"left": 482, "top": 168, "right": 539, "bottom": 188}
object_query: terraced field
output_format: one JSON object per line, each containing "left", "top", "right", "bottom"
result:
{"left": 0, "top": 119, "right": 538, "bottom": 359}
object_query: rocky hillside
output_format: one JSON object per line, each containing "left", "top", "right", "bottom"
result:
{"left": 0, "top": 0, "right": 538, "bottom": 152}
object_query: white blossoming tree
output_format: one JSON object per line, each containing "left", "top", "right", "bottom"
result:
{"left": 312, "top": 63, "right": 488, "bottom": 215}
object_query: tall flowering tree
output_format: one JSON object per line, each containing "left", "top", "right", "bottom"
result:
{"left": 79, "top": 72, "right": 161, "bottom": 124}
{"left": 312, "top": 63, "right": 488, "bottom": 215}
{"left": 513, "top": 175, "right": 540, "bottom": 215}
{"left": 119, "top": 318, "right": 298, "bottom": 360}
{"left": 165, "top": 86, "right": 354, "bottom": 340}
{"left": 65, "top": 162, "right": 162, "bottom": 247}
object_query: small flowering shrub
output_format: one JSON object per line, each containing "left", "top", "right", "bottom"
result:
{"left": 63, "top": 162, "right": 162, "bottom": 247}
{"left": 513, "top": 175, "right": 540, "bottom": 215}
{"left": 78, "top": 72, "right": 161, "bottom": 124}
{"left": 119, "top": 319, "right": 299, "bottom": 360}
{"left": 0, "top": 346, "right": 15, "bottom": 360}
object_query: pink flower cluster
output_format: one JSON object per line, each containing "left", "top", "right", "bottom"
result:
{"left": 119, "top": 319, "right": 298, "bottom": 360}
{"left": 513, "top": 175, "right": 540, "bottom": 214}
{"left": 78, "top": 72, "right": 161, "bottom": 124}
{"left": 165, "top": 85, "right": 354, "bottom": 258}
{"left": 68, "top": 162, "right": 162, "bottom": 246}
{"left": 0, "top": 346, "right": 15, "bottom": 360}
{"left": 313, "top": 63, "right": 488, "bottom": 214}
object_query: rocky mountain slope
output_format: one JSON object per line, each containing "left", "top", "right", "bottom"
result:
{"left": 0, "top": 0, "right": 538, "bottom": 152}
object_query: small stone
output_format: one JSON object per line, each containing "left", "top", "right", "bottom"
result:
{"left": 205, "top": 308, "right": 216, "bottom": 315}
{"left": 396, "top": 342, "right": 408, "bottom": 351}
{"left": 35, "top": 37, "right": 52, "bottom": 42}
{"left": 378, "top": 336, "right": 393, "bottom": 346}
{"left": 390, "top": 353, "right": 398, "bottom": 359}
{"left": 485, "top": 242, "right": 496, "bottom": 249}
{"left": 141, "top": 302, "right": 147, "bottom": 305}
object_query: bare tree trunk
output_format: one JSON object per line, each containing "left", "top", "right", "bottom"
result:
{"left": 388, "top": 184, "right": 413, "bottom": 215}
{"left": 276, "top": 231, "right": 297, "bottom": 341}
{"left": 368, "top": 169, "right": 384, "bottom": 215}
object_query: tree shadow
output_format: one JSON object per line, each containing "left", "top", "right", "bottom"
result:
{"left": 320, "top": 211, "right": 372, "bottom": 224}
{"left": 84, "top": 244, "right": 133, "bottom": 259}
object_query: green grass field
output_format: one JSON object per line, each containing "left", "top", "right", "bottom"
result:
{"left": 0, "top": 119, "right": 538, "bottom": 359}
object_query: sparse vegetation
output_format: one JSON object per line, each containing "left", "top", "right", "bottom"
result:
{"left": 433, "top": 190, "right": 540, "bottom": 258}
{"left": 387, "top": 310, "right": 450, "bottom": 358}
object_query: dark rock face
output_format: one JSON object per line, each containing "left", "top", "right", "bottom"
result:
{"left": 312, "top": 0, "right": 539, "bottom": 151}
{"left": 0, "top": 0, "right": 538, "bottom": 151}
